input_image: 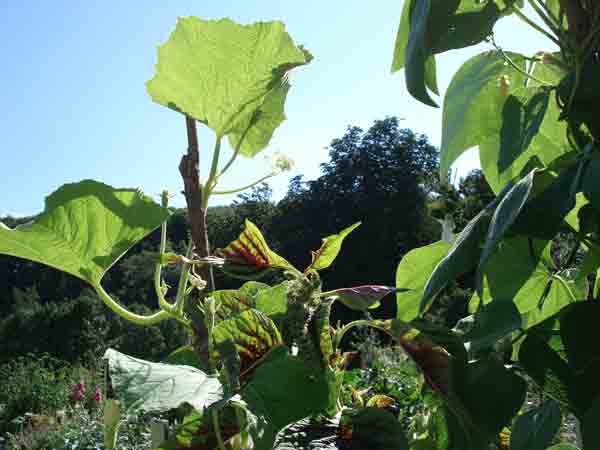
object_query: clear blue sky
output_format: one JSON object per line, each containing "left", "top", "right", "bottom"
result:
{"left": 0, "top": 1, "right": 555, "bottom": 216}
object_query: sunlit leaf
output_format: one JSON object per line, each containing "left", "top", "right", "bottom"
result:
{"left": 212, "top": 309, "right": 283, "bottom": 373}
{"left": 104, "top": 348, "right": 222, "bottom": 413}
{"left": 307, "top": 222, "right": 361, "bottom": 272}
{"left": 147, "top": 17, "right": 311, "bottom": 157}
{"left": 0, "top": 180, "right": 168, "bottom": 286}
{"left": 216, "top": 219, "right": 294, "bottom": 279}
{"left": 396, "top": 241, "right": 451, "bottom": 321}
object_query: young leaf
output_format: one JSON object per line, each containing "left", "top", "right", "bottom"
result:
{"left": 396, "top": 241, "right": 451, "bottom": 321}
{"left": 321, "top": 285, "right": 402, "bottom": 311}
{"left": 216, "top": 219, "right": 294, "bottom": 278}
{"left": 212, "top": 309, "right": 283, "bottom": 373}
{"left": 420, "top": 209, "right": 493, "bottom": 314}
{"left": 104, "top": 348, "right": 223, "bottom": 413}
{"left": 510, "top": 400, "right": 562, "bottom": 450}
{"left": 147, "top": 17, "right": 311, "bottom": 157}
{"left": 307, "top": 222, "right": 361, "bottom": 272}
{"left": 0, "top": 180, "right": 169, "bottom": 286}
{"left": 478, "top": 169, "right": 536, "bottom": 272}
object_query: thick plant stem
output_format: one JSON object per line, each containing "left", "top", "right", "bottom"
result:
{"left": 179, "top": 116, "right": 214, "bottom": 291}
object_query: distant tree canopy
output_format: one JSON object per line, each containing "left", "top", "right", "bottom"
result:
{"left": 0, "top": 117, "right": 490, "bottom": 363}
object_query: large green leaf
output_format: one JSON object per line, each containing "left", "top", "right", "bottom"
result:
{"left": 104, "top": 348, "right": 222, "bottom": 413}
{"left": 147, "top": 17, "right": 311, "bottom": 157}
{"left": 396, "top": 241, "right": 451, "bottom": 321}
{"left": 307, "top": 222, "right": 361, "bottom": 272}
{"left": 421, "top": 209, "right": 492, "bottom": 313}
{"left": 0, "top": 180, "right": 168, "bottom": 286}
{"left": 242, "top": 346, "right": 330, "bottom": 450}
{"left": 510, "top": 400, "right": 562, "bottom": 450}
{"left": 254, "top": 282, "right": 288, "bottom": 323}
{"left": 475, "top": 237, "right": 586, "bottom": 329}
{"left": 212, "top": 309, "right": 282, "bottom": 372}
{"left": 440, "top": 51, "right": 569, "bottom": 190}
{"left": 392, "top": 0, "right": 518, "bottom": 107}
{"left": 582, "top": 154, "right": 600, "bottom": 211}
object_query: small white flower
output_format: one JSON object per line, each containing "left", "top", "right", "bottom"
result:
{"left": 269, "top": 152, "right": 295, "bottom": 174}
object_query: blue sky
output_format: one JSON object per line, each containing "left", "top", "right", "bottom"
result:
{"left": 0, "top": 1, "right": 555, "bottom": 216}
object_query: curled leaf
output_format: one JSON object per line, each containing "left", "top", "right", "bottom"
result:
{"left": 321, "top": 285, "right": 404, "bottom": 311}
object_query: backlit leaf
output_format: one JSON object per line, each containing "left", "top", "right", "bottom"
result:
{"left": 147, "top": 17, "right": 311, "bottom": 157}
{"left": 0, "top": 180, "right": 168, "bottom": 286}
{"left": 307, "top": 222, "right": 361, "bottom": 272}
{"left": 216, "top": 219, "right": 294, "bottom": 278}
{"left": 212, "top": 309, "right": 283, "bottom": 373}
{"left": 396, "top": 241, "right": 451, "bottom": 321}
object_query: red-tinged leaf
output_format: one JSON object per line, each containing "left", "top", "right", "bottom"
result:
{"left": 321, "top": 285, "right": 407, "bottom": 311}
{"left": 307, "top": 222, "right": 361, "bottom": 272}
{"left": 215, "top": 220, "right": 294, "bottom": 279}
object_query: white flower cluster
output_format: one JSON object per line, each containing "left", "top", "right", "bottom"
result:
{"left": 270, "top": 151, "right": 295, "bottom": 174}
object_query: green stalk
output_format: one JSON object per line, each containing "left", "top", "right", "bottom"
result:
{"left": 203, "top": 138, "right": 223, "bottom": 207}
{"left": 174, "top": 239, "right": 195, "bottom": 315}
{"left": 212, "top": 409, "right": 227, "bottom": 450}
{"left": 154, "top": 191, "right": 176, "bottom": 313}
{"left": 94, "top": 283, "right": 169, "bottom": 326}
{"left": 528, "top": 0, "right": 562, "bottom": 37}
{"left": 211, "top": 173, "right": 276, "bottom": 195}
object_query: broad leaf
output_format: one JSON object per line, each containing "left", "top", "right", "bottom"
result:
{"left": 421, "top": 209, "right": 492, "bottom": 313}
{"left": 147, "top": 17, "right": 311, "bottom": 157}
{"left": 582, "top": 154, "right": 600, "bottom": 211}
{"left": 510, "top": 400, "right": 562, "bottom": 450}
{"left": 212, "top": 309, "right": 283, "bottom": 372}
{"left": 0, "top": 180, "right": 168, "bottom": 286}
{"left": 163, "top": 346, "right": 206, "bottom": 371}
{"left": 322, "top": 285, "right": 401, "bottom": 311}
{"left": 307, "top": 222, "right": 361, "bottom": 272}
{"left": 560, "top": 302, "right": 600, "bottom": 375}
{"left": 396, "top": 241, "right": 451, "bottom": 321}
{"left": 440, "top": 51, "right": 569, "bottom": 190}
{"left": 216, "top": 219, "right": 294, "bottom": 278}
{"left": 339, "top": 407, "right": 409, "bottom": 449}
{"left": 104, "top": 348, "right": 222, "bottom": 413}
{"left": 475, "top": 237, "right": 586, "bottom": 329}
{"left": 392, "top": 0, "right": 519, "bottom": 107}
{"left": 254, "top": 282, "right": 288, "bottom": 323}
{"left": 242, "top": 346, "right": 330, "bottom": 450}
{"left": 462, "top": 301, "right": 522, "bottom": 353}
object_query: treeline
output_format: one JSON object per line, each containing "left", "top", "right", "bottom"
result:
{"left": 0, "top": 118, "right": 492, "bottom": 364}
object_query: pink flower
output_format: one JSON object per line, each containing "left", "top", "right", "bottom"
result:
{"left": 71, "top": 380, "right": 86, "bottom": 402}
{"left": 93, "top": 386, "right": 103, "bottom": 403}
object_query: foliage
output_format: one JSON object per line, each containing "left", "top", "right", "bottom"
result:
{"left": 3, "top": 3, "right": 600, "bottom": 449}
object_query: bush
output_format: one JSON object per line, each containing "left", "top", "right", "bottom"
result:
{"left": 0, "top": 355, "right": 73, "bottom": 430}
